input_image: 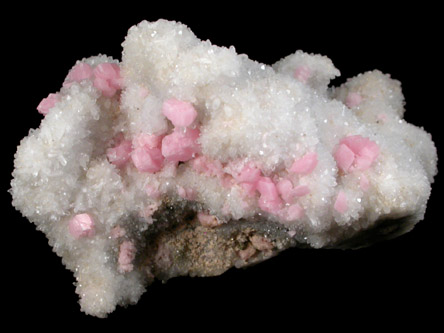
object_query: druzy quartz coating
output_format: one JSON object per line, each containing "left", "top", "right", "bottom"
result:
{"left": 10, "top": 19, "right": 437, "bottom": 317}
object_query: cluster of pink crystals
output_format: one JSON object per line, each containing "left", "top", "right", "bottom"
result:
{"left": 256, "top": 152, "right": 317, "bottom": 219}
{"left": 334, "top": 135, "right": 379, "bottom": 173}
{"left": 50, "top": 59, "right": 383, "bottom": 279}
{"left": 106, "top": 98, "right": 201, "bottom": 175}
{"left": 161, "top": 128, "right": 201, "bottom": 162}
{"left": 92, "top": 63, "right": 122, "bottom": 97}
{"left": 37, "top": 61, "right": 123, "bottom": 116}
{"left": 189, "top": 154, "right": 318, "bottom": 221}
{"left": 64, "top": 62, "right": 122, "bottom": 97}
{"left": 131, "top": 134, "right": 165, "bottom": 173}
{"left": 331, "top": 135, "right": 379, "bottom": 213}
{"left": 38, "top": 61, "right": 381, "bottom": 225}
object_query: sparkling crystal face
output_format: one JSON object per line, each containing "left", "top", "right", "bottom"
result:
{"left": 9, "top": 18, "right": 438, "bottom": 319}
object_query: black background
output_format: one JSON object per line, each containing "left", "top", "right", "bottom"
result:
{"left": 3, "top": 3, "right": 442, "bottom": 330}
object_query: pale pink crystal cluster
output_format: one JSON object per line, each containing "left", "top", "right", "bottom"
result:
{"left": 11, "top": 20, "right": 437, "bottom": 317}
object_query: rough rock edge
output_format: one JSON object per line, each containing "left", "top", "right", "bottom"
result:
{"left": 137, "top": 203, "right": 420, "bottom": 284}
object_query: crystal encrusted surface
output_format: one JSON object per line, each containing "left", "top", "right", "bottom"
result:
{"left": 10, "top": 19, "right": 437, "bottom": 317}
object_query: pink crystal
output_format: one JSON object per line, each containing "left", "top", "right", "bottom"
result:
{"left": 233, "top": 164, "right": 262, "bottom": 184}
{"left": 257, "top": 178, "right": 282, "bottom": 214}
{"left": 93, "top": 78, "right": 116, "bottom": 97}
{"left": 336, "top": 135, "right": 379, "bottom": 172}
{"left": 93, "top": 63, "right": 122, "bottom": 97}
{"left": 68, "top": 213, "right": 95, "bottom": 238}
{"left": 257, "top": 177, "right": 280, "bottom": 201}
{"left": 353, "top": 145, "right": 379, "bottom": 171}
{"left": 276, "top": 179, "right": 294, "bottom": 202}
{"left": 107, "top": 138, "right": 132, "bottom": 167}
{"left": 37, "top": 93, "right": 58, "bottom": 115}
{"left": 258, "top": 196, "right": 282, "bottom": 214}
{"left": 345, "top": 92, "right": 362, "bottom": 108}
{"left": 131, "top": 147, "right": 164, "bottom": 173}
{"left": 118, "top": 241, "right": 137, "bottom": 273}
{"left": 197, "top": 212, "right": 220, "bottom": 227}
{"left": 286, "top": 204, "right": 304, "bottom": 220}
{"left": 293, "top": 185, "right": 310, "bottom": 197}
{"left": 334, "top": 191, "right": 348, "bottom": 213}
{"left": 138, "top": 86, "right": 150, "bottom": 99}
{"left": 289, "top": 152, "right": 318, "bottom": 175}
{"left": 133, "top": 133, "right": 163, "bottom": 149}
{"left": 191, "top": 156, "right": 224, "bottom": 178}
{"left": 334, "top": 143, "right": 355, "bottom": 173}
{"left": 250, "top": 234, "right": 273, "bottom": 251}
{"left": 67, "top": 63, "right": 93, "bottom": 82}
{"left": 294, "top": 65, "right": 311, "bottom": 83}
{"left": 161, "top": 128, "right": 201, "bottom": 162}
{"left": 162, "top": 98, "right": 198, "bottom": 127}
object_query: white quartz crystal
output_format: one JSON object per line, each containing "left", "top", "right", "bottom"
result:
{"left": 10, "top": 19, "right": 437, "bottom": 317}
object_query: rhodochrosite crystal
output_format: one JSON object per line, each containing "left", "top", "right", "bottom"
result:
{"left": 10, "top": 19, "right": 437, "bottom": 317}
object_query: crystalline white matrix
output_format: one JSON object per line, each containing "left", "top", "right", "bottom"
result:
{"left": 10, "top": 19, "right": 437, "bottom": 317}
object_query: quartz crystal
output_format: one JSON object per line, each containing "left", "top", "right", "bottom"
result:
{"left": 10, "top": 19, "right": 438, "bottom": 317}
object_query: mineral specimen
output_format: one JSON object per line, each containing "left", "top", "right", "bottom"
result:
{"left": 10, "top": 19, "right": 437, "bottom": 317}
